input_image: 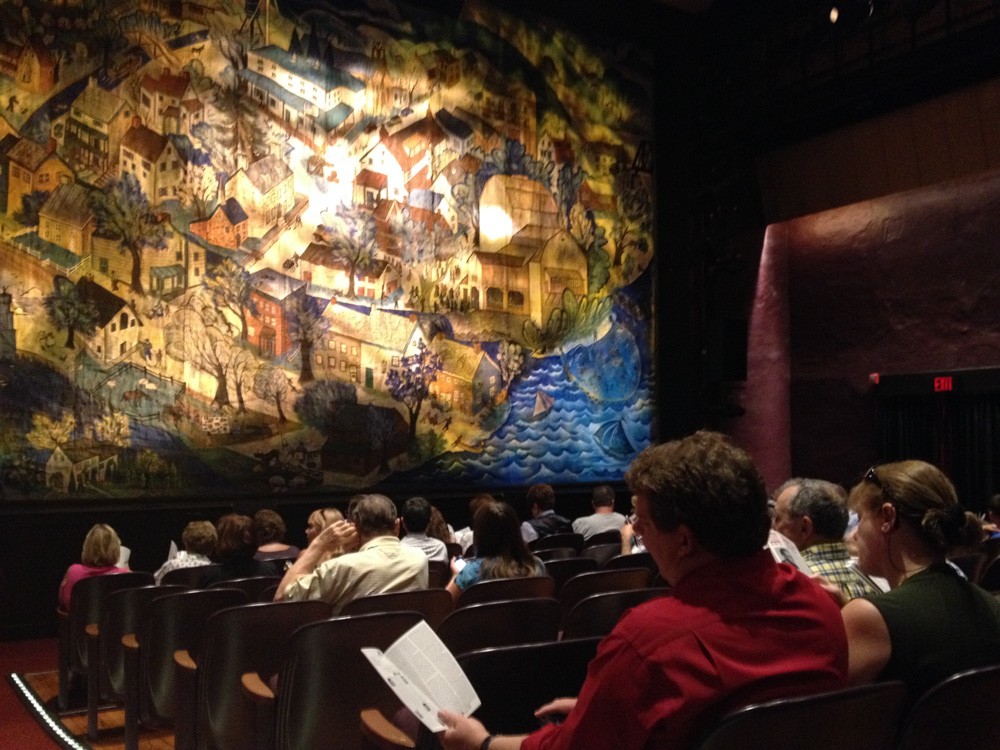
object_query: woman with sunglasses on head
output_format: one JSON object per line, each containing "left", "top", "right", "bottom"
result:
{"left": 841, "top": 461, "right": 1000, "bottom": 702}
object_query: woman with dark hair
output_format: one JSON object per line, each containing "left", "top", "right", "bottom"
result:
{"left": 253, "top": 508, "right": 300, "bottom": 562}
{"left": 58, "top": 523, "right": 129, "bottom": 610}
{"left": 445, "top": 501, "right": 544, "bottom": 601}
{"left": 198, "top": 513, "right": 277, "bottom": 587}
{"left": 841, "top": 460, "right": 1000, "bottom": 700}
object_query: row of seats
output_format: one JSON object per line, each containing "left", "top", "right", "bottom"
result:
{"left": 58, "top": 563, "right": 661, "bottom": 748}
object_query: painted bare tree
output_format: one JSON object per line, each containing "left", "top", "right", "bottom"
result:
{"left": 317, "top": 204, "right": 378, "bottom": 298}
{"left": 286, "top": 296, "right": 328, "bottom": 384}
{"left": 203, "top": 258, "right": 257, "bottom": 341}
{"left": 164, "top": 298, "right": 237, "bottom": 407}
{"left": 253, "top": 364, "right": 294, "bottom": 423}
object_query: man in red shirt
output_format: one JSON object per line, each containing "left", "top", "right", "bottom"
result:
{"left": 439, "top": 431, "right": 848, "bottom": 750}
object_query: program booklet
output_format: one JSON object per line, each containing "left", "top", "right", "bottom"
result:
{"left": 766, "top": 529, "right": 812, "bottom": 574}
{"left": 362, "top": 620, "right": 480, "bottom": 732}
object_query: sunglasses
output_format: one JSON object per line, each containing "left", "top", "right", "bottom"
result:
{"left": 863, "top": 465, "right": 897, "bottom": 504}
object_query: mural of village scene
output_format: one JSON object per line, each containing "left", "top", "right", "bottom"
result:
{"left": 0, "top": 0, "right": 655, "bottom": 499}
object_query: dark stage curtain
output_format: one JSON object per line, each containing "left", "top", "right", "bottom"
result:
{"left": 877, "top": 393, "right": 1000, "bottom": 513}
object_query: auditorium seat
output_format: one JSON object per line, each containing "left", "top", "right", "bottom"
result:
{"left": 533, "top": 546, "right": 580, "bottom": 562}
{"left": 557, "top": 568, "right": 650, "bottom": 623}
{"left": 340, "top": 588, "right": 454, "bottom": 629}
{"left": 242, "top": 611, "right": 424, "bottom": 750}
{"left": 207, "top": 575, "right": 281, "bottom": 600}
{"left": 122, "top": 587, "right": 249, "bottom": 750}
{"left": 437, "top": 597, "right": 561, "bottom": 655}
{"left": 603, "top": 550, "right": 658, "bottom": 576}
{"left": 427, "top": 559, "right": 451, "bottom": 588}
{"left": 160, "top": 564, "right": 220, "bottom": 587}
{"left": 895, "top": 664, "right": 1000, "bottom": 750}
{"left": 695, "top": 680, "right": 907, "bottom": 750}
{"left": 57, "top": 571, "right": 153, "bottom": 712}
{"left": 583, "top": 529, "right": 624, "bottom": 547}
{"left": 542, "top": 556, "right": 599, "bottom": 592}
{"left": 579, "top": 542, "right": 621, "bottom": 567}
{"left": 529, "top": 532, "right": 584, "bottom": 554}
{"left": 84, "top": 583, "right": 186, "bottom": 739}
{"left": 173, "top": 600, "right": 329, "bottom": 750}
{"left": 561, "top": 587, "right": 666, "bottom": 639}
{"left": 455, "top": 575, "right": 556, "bottom": 608}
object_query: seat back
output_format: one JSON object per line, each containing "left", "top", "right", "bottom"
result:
{"left": 438, "top": 598, "right": 561, "bottom": 655}
{"left": 528, "top": 532, "right": 584, "bottom": 554}
{"left": 341, "top": 588, "right": 454, "bottom": 629}
{"left": 458, "top": 637, "right": 602, "bottom": 734}
{"left": 696, "top": 681, "right": 908, "bottom": 750}
{"left": 456, "top": 575, "right": 556, "bottom": 608}
{"left": 206, "top": 575, "right": 280, "bottom": 599}
{"left": 534, "top": 546, "right": 579, "bottom": 562}
{"left": 140, "top": 587, "right": 250, "bottom": 724}
{"left": 427, "top": 559, "right": 451, "bottom": 588}
{"left": 603, "top": 551, "right": 658, "bottom": 576}
{"left": 561, "top": 587, "right": 666, "bottom": 639}
{"left": 274, "top": 612, "right": 425, "bottom": 750}
{"left": 558, "top": 568, "right": 650, "bottom": 620}
{"left": 68, "top": 572, "right": 154, "bottom": 673}
{"left": 196, "top": 600, "right": 330, "bottom": 750}
{"left": 161, "top": 565, "right": 220, "bottom": 587}
{"left": 579, "top": 543, "right": 621, "bottom": 567}
{"left": 895, "top": 665, "right": 1000, "bottom": 750}
{"left": 99, "top": 584, "right": 187, "bottom": 699}
{"left": 542, "top": 557, "right": 599, "bottom": 592}
{"left": 583, "top": 529, "right": 623, "bottom": 547}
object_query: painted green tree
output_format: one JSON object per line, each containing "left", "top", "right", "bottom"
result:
{"left": 43, "top": 277, "right": 98, "bottom": 349}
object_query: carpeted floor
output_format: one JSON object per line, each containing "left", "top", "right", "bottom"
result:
{"left": 2, "top": 638, "right": 173, "bottom": 750}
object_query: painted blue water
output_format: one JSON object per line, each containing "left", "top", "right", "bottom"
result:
{"left": 397, "top": 320, "right": 654, "bottom": 488}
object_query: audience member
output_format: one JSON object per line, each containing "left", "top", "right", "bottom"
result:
{"left": 619, "top": 494, "right": 646, "bottom": 555}
{"left": 253, "top": 508, "right": 300, "bottom": 561}
{"left": 400, "top": 496, "right": 449, "bottom": 563}
{"left": 439, "top": 431, "right": 848, "bottom": 750}
{"left": 771, "top": 478, "right": 881, "bottom": 598}
{"left": 153, "top": 520, "right": 217, "bottom": 584}
{"left": 426, "top": 504, "right": 455, "bottom": 546}
{"left": 520, "top": 483, "right": 572, "bottom": 543}
{"left": 276, "top": 494, "right": 427, "bottom": 614}
{"left": 447, "top": 501, "right": 545, "bottom": 601}
{"left": 198, "top": 514, "right": 277, "bottom": 587}
{"left": 58, "top": 523, "right": 129, "bottom": 610}
{"left": 984, "top": 494, "right": 1000, "bottom": 538}
{"left": 572, "top": 485, "right": 626, "bottom": 540}
{"left": 453, "top": 493, "right": 496, "bottom": 553}
{"left": 839, "top": 461, "right": 1000, "bottom": 702}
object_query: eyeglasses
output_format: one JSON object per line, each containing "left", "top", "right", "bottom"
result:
{"left": 863, "top": 465, "right": 897, "bottom": 503}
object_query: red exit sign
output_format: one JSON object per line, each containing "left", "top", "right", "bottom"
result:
{"left": 933, "top": 376, "right": 953, "bottom": 392}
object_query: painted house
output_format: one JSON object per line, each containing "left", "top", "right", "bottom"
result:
{"left": 119, "top": 124, "right": 185, "bottom": 205}
{"left": 45, "top": 444, "right": 119, "bottom": 493}
{"left": 431, "top": 152, "right": 481, "bottom": 233}
{"left": 189, "top": 197, "right": 248, "bottom": 250}
{"left": 429, "top": 336, "right": 502, "bottom": 414}
{"left": 434, "top": 108, "right": 474, "bottom": 157}
{"left": 246, "top": 268, "right": 307, "bottom": 358}
{"left": 6, "top": 137, "right": 73, "bottom": 219}
{"left": 64, "top": 81, "right": 133, "bottom": 176}
{"left": 90, "top": 219, "right": 194, "bottom": 296}
{"left": 297, "top": 242, "right": 391, "bottom": 299}
{"left": 465, "top": 226, "right": 588, "bottom": 327}
{"left": 38, "top": 182, "right": 94, "bottom": 258}
{"left": 0, "top": 35, "right": 56, "bottom": 94}
{"left": 317, "top": 302, "right": 427, "bottom": 389}
{"left": 358, "top": 115, "right": 447, "bottom": 202}
{"left": 78, "top": 277, "right": 142, "bottom": 362}
{"left": 241, "top": 43, "right": 365, "bottom": 148}
{"left": 138, "top": 69, "right": 204, "bottom": 134}
{"left": 223, "top": 155, "right": 294, "bottom": 237}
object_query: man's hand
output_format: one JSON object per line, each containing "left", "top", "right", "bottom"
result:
{"left": 437, "top": 710, "right": 490, "bottom": 750}
{"left": 534, "top": 697, "right": 576, "bottom": 723}
{"left": 315, "top": 520, "right": 359, "bottom": 554}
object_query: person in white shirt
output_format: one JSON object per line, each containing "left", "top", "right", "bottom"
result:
{"left": 153, "top": 520, "right": 217, "bottom": 584}
{"left": 400, "top": 496, "right": 449, "bottom": 563}
{"left": 275, "top": 494, "right": 427, "bottom": 614}
{"left": 572, "top": 485, "right": 627, "bottom": 540}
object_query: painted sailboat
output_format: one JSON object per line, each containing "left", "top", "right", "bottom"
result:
{"left": 594, "top": 418, "right": 635, "bottom": 459}
{"left": 531, "top": 390, "right": 555, "bottom": 420}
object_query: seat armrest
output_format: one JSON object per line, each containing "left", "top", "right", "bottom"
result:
{"left": 123, "top": 633, "right": 141, "bottom": 750}
{"left": 173, "top": 650, "right": 198, "bottom": 750}
{"left": 360, "top": 708, "right": 416, "bottom": 749}
{"left": 174, "top": 649, "right": 196, "bottom": 671}
{"left": 122, "top": 634, "right": 138, "bottom": 650}
{"left": 241, "top": 672, "right": 275, "bottom": 703}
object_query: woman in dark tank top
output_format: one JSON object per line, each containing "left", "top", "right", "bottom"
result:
{"left": 839, "top": 460, "right": 1000, "bottom": 702}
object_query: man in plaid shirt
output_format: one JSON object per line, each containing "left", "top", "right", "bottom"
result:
{"left": 772, "top": 478, "right": 881, "bottom": 599}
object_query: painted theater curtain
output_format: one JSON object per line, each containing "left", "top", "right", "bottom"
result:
{"left": 0, "top": 0, "right": 655, "bottom": 499}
